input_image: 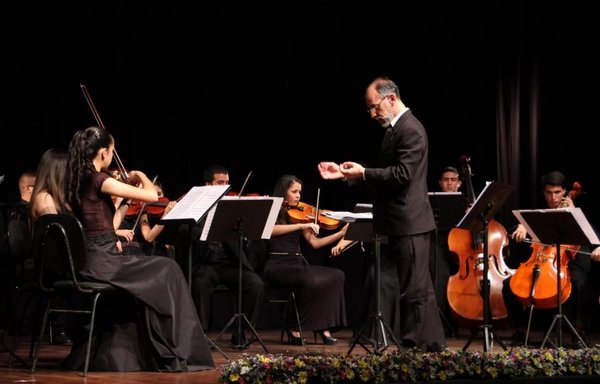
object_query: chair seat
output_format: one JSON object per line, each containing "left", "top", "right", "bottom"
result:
{"left": 52, "top": 280, "right": 119, "bottom": 292}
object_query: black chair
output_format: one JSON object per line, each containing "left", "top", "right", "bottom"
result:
{"left": 264, "top": 286, "right": 304, "bottom": 346}
{"left": 2, "top": 218, "right": 34, "bottom": 367}
{"left": 246, "top": 240, "right": 304, "bottom": 346}
{"left": 29, "top": 213, "right": 140, "bottom": 377}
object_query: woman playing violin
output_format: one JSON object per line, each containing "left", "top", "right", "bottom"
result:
{"left": 502, "top": 171, "right": 593, "bottom": 348}
{"left": 64, "top": 126, "right": 214, "bottom": 372}
{"left": 262, "top": 174, "right": 347, "bottom": 345}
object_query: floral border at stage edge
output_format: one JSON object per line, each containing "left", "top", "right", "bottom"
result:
{"left": 219, "top": 347, "right": 600, "bottom": 383}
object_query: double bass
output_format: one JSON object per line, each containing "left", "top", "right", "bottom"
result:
{"left": 446, "top": 156, "right": 514, "bottom": 326}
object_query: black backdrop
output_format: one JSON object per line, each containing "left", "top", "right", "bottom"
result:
{"left": 2, "top": 1, "right": 599, "bottom": 227}
{"left": 3, "top": 0, "right": 600, "bottom": 331}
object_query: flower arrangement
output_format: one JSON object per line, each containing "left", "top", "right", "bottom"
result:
{"left": 219, "top": 347, "right": 600, "bottom": 383}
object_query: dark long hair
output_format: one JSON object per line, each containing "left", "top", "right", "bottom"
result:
{"left": 29, "top": 148, "right": 69, "bottom": 219}
{"left": 272, "top": 174, "right": 302, "bottom": 222}
{"left": 66, "top": 126, "right": 114, "bottom": 207}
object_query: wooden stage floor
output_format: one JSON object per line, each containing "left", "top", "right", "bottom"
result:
{"left": 0, "top": 327, "right": 596, "bottom": 384}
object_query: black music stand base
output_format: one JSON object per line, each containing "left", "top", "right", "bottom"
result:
{"left": 216, "top": 313, "right": 268, "bottom": 351}
{"left": 347, "top": 235, "right": 401, "bottom": 355}
{"left": 215, "top": 218, "right": 269, "bottom": 353}
{"left": 540, "top": 244, "right": 586, "bottom": 349}
{"left": 348, "top": 311, "right": 400, "bottom": 355}
{"left": 462, "top": 324, "right": 506, "bottom": 352}
{"left": 206, "top": 335, "right": 229, "bottom": 360}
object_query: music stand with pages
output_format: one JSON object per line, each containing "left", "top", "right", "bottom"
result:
{"left": 160, "top": 185, "right": 231, "bottom": 358}
{"left": 428, "top": 192, "right": 469, "bottom": 338}
{"left": 512, "top": 207, "right": 600, "bottom": 348}
{"left": 201, "top": 196, "right": 283, "bottom": 352}
{"left": 160, "top": 185, "right": 231, "bottom": 288}
{"left": 456, "top": 181, "right": 514, "bottom": 352}
{"left": 341, "top": 205, "right": 400, "bottom": 355}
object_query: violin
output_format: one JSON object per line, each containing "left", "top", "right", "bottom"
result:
{"left": 509, "top": 181, "right": 583, "bottom": 308}
{"left": 226, "top": 191, "right": 260, "bottom": 197}
{"left": 446, "top": 155, "right": 514, "bottom": 326}
{"left": 287, "top": 201, "right": 341, "bottom": 230}
{"left": 126, "top": 196, "right": 170, "bottom": 218}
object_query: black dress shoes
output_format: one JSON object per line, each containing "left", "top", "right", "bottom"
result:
{"left": 285, "top": 329, "right": 305, "bottom": 345}
{"left": 314, "top": 330, "right": 337, "bottom": 345}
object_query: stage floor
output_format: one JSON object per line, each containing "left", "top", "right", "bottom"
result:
{"left": 0, "top": 326, "right": 596, "bottom": 384}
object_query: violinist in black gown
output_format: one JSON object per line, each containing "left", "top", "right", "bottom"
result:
{"left": 262, "top": 174, "right": 347, "bottom": 345}
{"left": 65, "top": 127, "right": 214, "bottom": 371}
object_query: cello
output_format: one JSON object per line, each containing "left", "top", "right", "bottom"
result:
{"left": 446, "top": 156, "right": 514, "bottom": 326}
{"left": 508, "top": 182, "right": 583, "bottom": 308}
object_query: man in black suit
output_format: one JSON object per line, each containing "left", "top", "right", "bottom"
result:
{"left": 318, "top": 76, "right": 446, "bottom": 352}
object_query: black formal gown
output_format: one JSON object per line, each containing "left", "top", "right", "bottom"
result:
{"left": 64, "top": 171, "right": 214, "bottom": 372}
{"left": 263, "top": 229, "right": 347, "bottom": 332}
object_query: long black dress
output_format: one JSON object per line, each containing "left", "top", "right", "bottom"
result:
{"left": 262, "top": 222, "right": 347, "bottom": 332}
{"left": 64, "top": 171, "right": 214, "bottom": 372}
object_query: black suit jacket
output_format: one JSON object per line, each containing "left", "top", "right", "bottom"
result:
{"left": 364, "top": 109, "right": 435, "bottom": 236}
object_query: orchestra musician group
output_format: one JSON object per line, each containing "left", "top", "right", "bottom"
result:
{"left": 4, "top": 76, "right": 600, "bottom": 375}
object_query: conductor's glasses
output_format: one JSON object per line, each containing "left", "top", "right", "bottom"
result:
{"left": 366, "top": 95, "right": 389, "bottom": 113}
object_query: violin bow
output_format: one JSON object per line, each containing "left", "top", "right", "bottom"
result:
{"left": 131, "top": 175, "right": 159, "bottom": 231}
{"left": 522, "top": 238, "right": 590, "bottom": 256}
{"left": 314, "top": 188, "right": 321, "bottom": 226}
{"left": 237, "top": 171, "right": 253, "bottom": 197}
{"left": 79, "top": 83, "right": 129, "bottom": 180}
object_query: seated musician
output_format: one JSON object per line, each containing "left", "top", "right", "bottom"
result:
{"left": 183, "top": 165, "right": 265, "bottom": 347}
{"left": 502, "top": 171, "right": 593, "bottom": 348}
{"left": 118, "top": 182, "right": 177, "bottom": 258}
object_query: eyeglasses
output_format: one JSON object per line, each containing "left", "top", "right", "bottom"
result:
{"left": 366, "top": 95, "right": 389, "bottom": 113}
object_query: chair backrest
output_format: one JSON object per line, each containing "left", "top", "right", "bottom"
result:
{"left": 6, "top": 218, "right": 34, "bottom": 284}
{"left": 7, "top": 218, "right": 32, "bottom": 262}
{"left": 32, "top": 213, "right": 88, "bottom": 291}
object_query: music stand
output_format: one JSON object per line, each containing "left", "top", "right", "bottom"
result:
{"left": 512, "top": 207, "right": 600, "bottom": 348}
{"left": 344, "top": 206, "right": 400, "bottom": 355}
{"left": 202, "top": 196, "right": 282, "bottom": 352}
{"left": 159, "top": 185, "right": 231, "bottom": 358}
{"left": 456, "top": 181, "right": 513, "bottom": 352}
{"left": 428, "top": 192, "right": 469, "bottom": 338}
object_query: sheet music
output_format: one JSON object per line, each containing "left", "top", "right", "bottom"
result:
{"left": 321, "top": 211, "right": 373, "bottom": 222}
{"left": 161, "top": 185, "right": 230, "bottom": 222}
{"left": 456, "top": 182, "right": 494, "bottom": 228}
{"left": 428, "top": 192, "right": 463, "bottom": 196}
{"left": 455, "top": 181, "right": 513, "bottom": 231}
{"left": 199, "top": 196, "right": 283, "bottom": 240}
{"left": 512, "top": 207, "right": 600, "bottom": 244}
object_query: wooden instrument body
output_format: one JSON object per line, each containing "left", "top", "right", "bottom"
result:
{"left": 509, "top": 243, "right": 577, "bottom": 308}
{"left": 447, "top": 220, "right": 514, "bottom": 325}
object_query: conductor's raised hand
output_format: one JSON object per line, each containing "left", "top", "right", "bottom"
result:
{"left": 339, "top": 162, "right": 365, "bottom": 180}
{"left": 318, "top": 162, "right": 344, "bottom": 180}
